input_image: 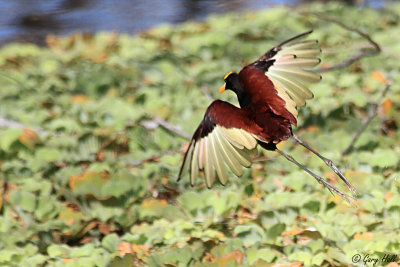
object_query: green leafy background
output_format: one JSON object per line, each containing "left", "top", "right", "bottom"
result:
{"left": 1, "top": 2, "right": 400, "bottom": 266}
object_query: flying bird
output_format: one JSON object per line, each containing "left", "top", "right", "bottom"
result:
{"left": 178, "top": 30, "right": 357, "bottom": 201}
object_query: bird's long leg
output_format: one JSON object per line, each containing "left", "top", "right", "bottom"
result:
{"left": 275, "top": 148, "right": 354, "bottom": 203}
{"left": 292, "top": 133, "right": 358, "bottom": 197}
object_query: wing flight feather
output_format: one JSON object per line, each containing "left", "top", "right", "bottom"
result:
{"left": 253, "top": 30, "right": 321, "bottom": 119}
{"left": 177, "top": 100, "right": 262, "bottom": 187}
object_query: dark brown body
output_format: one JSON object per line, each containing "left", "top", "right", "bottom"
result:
{"left": 238, "top": 66, "right": 294, "bottom": 142}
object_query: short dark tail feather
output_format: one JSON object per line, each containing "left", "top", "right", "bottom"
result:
{"left": 258, "top": 140, "right": 277, "bottom": 151}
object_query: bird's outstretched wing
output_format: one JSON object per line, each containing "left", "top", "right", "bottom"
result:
{"left": 177, "top": 100, "right": 264, "bottom": 188}
{"left": 250, "top": 30, "right": 321, "bottom": 121}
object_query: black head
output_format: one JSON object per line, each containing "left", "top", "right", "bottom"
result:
{"left": 219, "top": 71, "right": 251, "bottom": 108}
{"left": 219, "top": 72, "right": 241, "bottom": 94}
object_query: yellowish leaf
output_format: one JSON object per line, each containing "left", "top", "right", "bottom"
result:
{"left": 69, "top": 171, "right": 109, "bottom": 191}
{"left": 211, "top": 250, "right": 244, "bottom": 267}
{"left": 385, "top": 191, "right": 393, "bottom": 202}
{"left": 371, "top": 70, "right": 387, "bottom": 84}
{"left": 382, "top": 99, "right": 392, "bottom": 115}
{"left": 118, "top": 242, "right": 133, "bottom": 256}
{"left": 58, "top": 207, "right": 83, "bottom": 226}
{"left": 131, "top": 244, "right": 149, "bottom": 257}
{"left": 354, "top": 231, "right": 373, "bottom": 241}
{"left": 72, "top": 94, "right": 88, "bottom": 103}
{"left": 141, "top": 199, "right": 168, "bottom": 208}
{"left": 283, "top": 229, "right": 305, "bottom": 236}
{"left": 19, "top": 128, "right": 39, "bottom": 149}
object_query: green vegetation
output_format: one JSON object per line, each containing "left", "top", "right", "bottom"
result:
{"left": 1, "top": 2, "right": 400, "bottom": 266}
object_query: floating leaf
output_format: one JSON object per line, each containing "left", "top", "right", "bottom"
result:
{"left": 102, "top": 234, "right": 120, "bottom": 253}
{"left": 0, "top": 128, "right": 21, "bottom": 151}
{"left": 9, "top": 189, "right": 36, "bottom": 212}
{"left": 35, "top": 148, "right": 61, "bottom": 162}
{"left": 109, "top": 254, "right": 135, "bottom": 267}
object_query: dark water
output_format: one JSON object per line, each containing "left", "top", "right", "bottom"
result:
{"left": 0, "top": 0, "right": 389, "bottom": 46}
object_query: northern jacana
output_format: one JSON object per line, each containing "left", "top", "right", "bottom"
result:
{"left": 178, "top": 30, "right": 357, "bottom": 201}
